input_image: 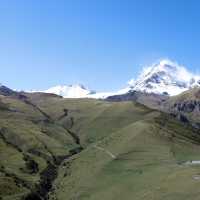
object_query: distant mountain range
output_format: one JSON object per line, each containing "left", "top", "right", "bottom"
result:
{"left": 37, "top": 59, "right": 200, "bottom": 98}
{"left": 1, "top": 59, "right": 200, "bottom": 99}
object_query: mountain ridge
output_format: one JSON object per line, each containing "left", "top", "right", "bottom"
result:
{"left": 32, "top": 59, "right": 200, "bottom": 98}
{"left": 1, "top": 59, "right": 199, "bottom": 99}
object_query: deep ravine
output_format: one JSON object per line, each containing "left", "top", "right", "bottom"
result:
{"left": 22, "top": 102, "right": 84, "bottom": 200}
{"left": 24, "top": 146, "right": 83, "bottom": 200}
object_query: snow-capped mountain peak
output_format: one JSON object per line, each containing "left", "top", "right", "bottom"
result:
{"left": 42, "top": 83, "right": 129, "bottom": 99}
{"left": 128, "top": 59, "right": 200, "bottom": 96}
{"left": 30, "top": 59, "right": 200, "bottom": 98}
{"left": 45, "top": 84, "right": 95, "bottom": 98}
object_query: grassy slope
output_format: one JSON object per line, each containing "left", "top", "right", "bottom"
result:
{"left": 0, "top": 95, "right": 77, "bottom": 200}
{"left": 1, "top": 92, "right": 200, "bottom": 200}
{"left": 28, "top": 94, "right": 153, "bottom": 146}
{"left": 39, "top": 99, "right": 200, "bottom": 200}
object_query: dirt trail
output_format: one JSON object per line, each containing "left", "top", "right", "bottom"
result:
{"left": 93, "top": 145, "right": 116, "bottom": 159}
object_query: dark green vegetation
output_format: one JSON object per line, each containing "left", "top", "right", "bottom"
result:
{"left": 1, "top": 89, "right": 200, "bottom": 200}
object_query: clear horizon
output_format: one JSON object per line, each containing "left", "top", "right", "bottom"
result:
{"left": 1, "top": 0, "right": 200, "bottom": 92}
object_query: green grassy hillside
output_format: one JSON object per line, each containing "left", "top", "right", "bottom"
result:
{"left": 0, "top": 94, "right": 79, "bottom": 200}
{"left": 25, "top": 93, "right": 200, "bottom": 200}
{"left": 1, "top": 92, "right": 200, "bottom": 200}
{"left": 27, "top": 94, "right": 154, "bottom": 146}
{"left": 50, "top": 112, "right": 200, "bottom": 200}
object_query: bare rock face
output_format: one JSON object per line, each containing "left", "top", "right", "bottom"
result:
{"left": 178, "top": 114, "right": 189, "bottom": 124}
{"left": 173, "top": 101, "right": 200, "bottom": 113}
{"left": 162, "top": 88, "right": 200, "bottom": 128}
{"left": 0, "top": 85, "right": 17, "bottom": 96}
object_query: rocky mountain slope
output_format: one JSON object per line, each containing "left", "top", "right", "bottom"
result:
{"left": 162, "top": 87, "right": 200, "bottom": 128}
{"left": 106, "top": 90, "right": 169, "bottom": 110}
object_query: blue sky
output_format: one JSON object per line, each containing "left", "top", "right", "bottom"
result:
{"left": 0, "top": 0, "right": 200, "bottom": 91}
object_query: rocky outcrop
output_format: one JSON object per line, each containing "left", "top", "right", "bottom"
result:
{"left": 0, "top": 85, "right": 17, "bottom": 96}
{"left": 163, "top": 99, "right": 200, "bottom": 128}
{"left": 173, "top": 100, "right": 200, "bottom": 113}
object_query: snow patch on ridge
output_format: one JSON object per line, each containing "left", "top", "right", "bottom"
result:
{"left": 44, "top": 84, "right": 94, "bottom": 98}
{"left": 41, "top": 83, "right": 131, "bottom": 99}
